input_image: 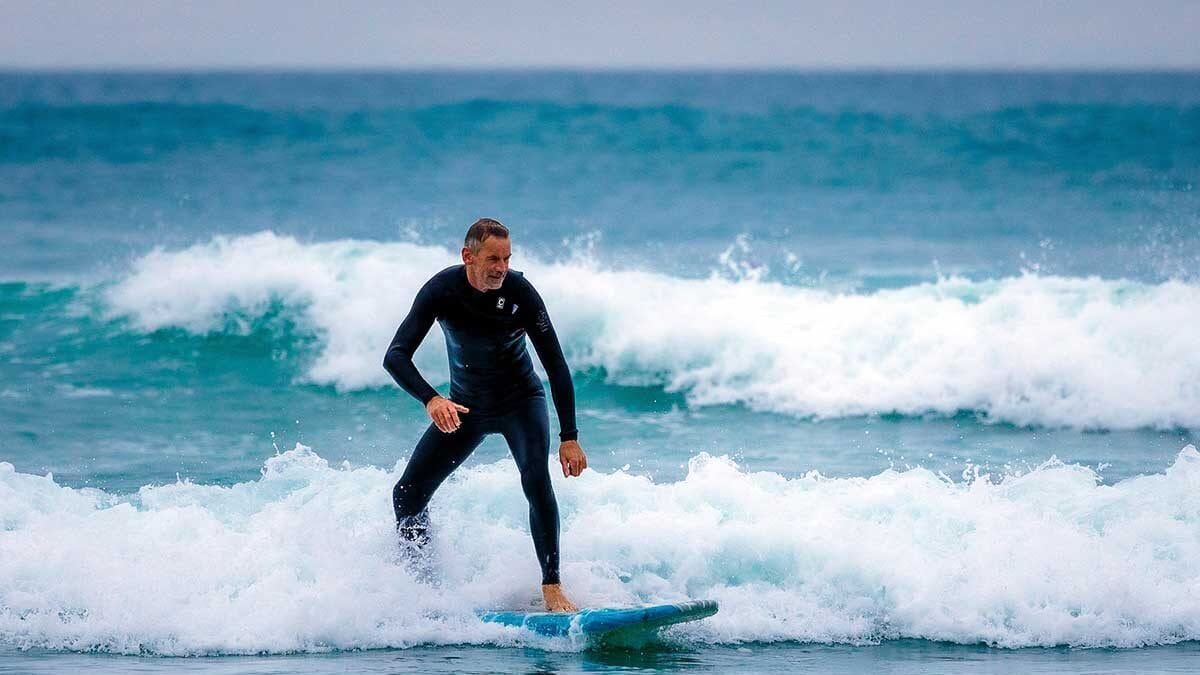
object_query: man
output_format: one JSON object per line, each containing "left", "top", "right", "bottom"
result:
{"left": 383, "top": 218, "right": 587, "bottom": 612}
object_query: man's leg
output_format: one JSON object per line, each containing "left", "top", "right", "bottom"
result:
{"left": 393, "top": 421, "right": 485, "bottom": 546}
{"left": 499, "top": 396, "right": 575, "bottom": 610}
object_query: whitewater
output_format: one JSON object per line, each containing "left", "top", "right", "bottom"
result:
{"left": 105, "top": 231, "right": 1200, "bottom": 430}
{"left": 3, "top": 443, "right": 1199, "bottom": 654}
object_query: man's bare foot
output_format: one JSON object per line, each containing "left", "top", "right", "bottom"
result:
{"left": 542, "top": 583, "right": 578, "bottom": 612}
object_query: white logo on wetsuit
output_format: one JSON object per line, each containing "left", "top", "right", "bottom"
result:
{"left": 496, "top": 297, "right": 505, "bottom": 309}
{"left": 511, "top": 303, "right": 519, "bottom": 314}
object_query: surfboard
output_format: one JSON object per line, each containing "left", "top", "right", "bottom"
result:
{"left": 478, "top": 599, "right": 718, "bottom": 642}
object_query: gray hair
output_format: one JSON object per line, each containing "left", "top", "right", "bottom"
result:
{"left": 463, "top": 218, "right": 510, "bottom": 254}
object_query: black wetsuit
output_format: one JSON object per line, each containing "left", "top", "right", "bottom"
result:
{"left": 383, "top": 265, "right": 577, "bottom": 585}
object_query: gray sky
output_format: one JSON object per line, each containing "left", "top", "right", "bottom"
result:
{"left": 2, "top": 0, "right": 1198, "bottom": 69}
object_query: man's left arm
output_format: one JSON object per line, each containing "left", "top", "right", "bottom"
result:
{"left": 523, "top": 283, "right": 587, "bottom": 477}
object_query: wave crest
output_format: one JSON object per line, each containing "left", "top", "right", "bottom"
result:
{"left": 105, "top": 232, "right": 1200, "bottom": 430}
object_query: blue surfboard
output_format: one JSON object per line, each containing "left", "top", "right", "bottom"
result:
{"left": 479, "top": 600, "right": 717, "bottom": 642}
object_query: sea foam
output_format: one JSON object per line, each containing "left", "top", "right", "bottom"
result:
{"left": 105, "top": 231, "right": 1200, "bottom": 430}
{"left": 2, "top": 445, "right": 1200, "bottom": 653}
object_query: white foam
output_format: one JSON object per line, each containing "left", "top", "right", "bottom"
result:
{"left": 58, "top": 385, "right": 115, "bottom": 399}
{"left": 3, "top": 445, "right": 1200, "bottom": 653}
{"left": 103, "top": 232, "right": 458, "bottom": 392}
{"left": 105, "top": 232, "right": 1200, "bottom": 429}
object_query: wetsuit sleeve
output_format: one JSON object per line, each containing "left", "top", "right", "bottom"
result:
{"left": 383, "top": 281, "right": 441, "bottom": 406}
{"left": 522, "top": 282, "right": 579, "bottom": 442}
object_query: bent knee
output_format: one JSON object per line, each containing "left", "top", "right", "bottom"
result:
{"left": 393, "top": 479, "right": 433, "bottom": 509}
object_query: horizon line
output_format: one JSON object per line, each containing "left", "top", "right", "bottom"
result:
{"left": 3, "top": 64, "right": 1200, "bottom": 75}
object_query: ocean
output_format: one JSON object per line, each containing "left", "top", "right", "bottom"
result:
{"left": 1, "top": 70, "right": 1198, "bottom": 673}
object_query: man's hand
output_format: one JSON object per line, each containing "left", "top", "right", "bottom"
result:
{"left": 426, "top": 395, "right": 469, "bottom": 433}
{"left": 558, "top": 440, "right": 587, "bottom": 477}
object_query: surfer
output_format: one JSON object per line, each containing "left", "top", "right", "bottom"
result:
{"left": 383, "top": 218, "right": 587, "bottom": 612}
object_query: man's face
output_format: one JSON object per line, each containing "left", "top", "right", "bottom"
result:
{"left": 463, "top": 236, "right": 511, "bottom": 290}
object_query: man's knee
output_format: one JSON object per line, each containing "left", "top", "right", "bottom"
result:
{"left": 518, "top": 464, "right": 555, "bottom": 504}
{"left": 393, "top": 478, "right": 431, "bottom": 517}
{"left": 393, "top": 478, "right": 410, "bottom": 504}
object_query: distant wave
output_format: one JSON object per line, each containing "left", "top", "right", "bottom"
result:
{"left": 4, "top": 100, "right": 1196, "bottom": 192}
{"left": 2, "top": 444, "right": 1200, "bottom": 653}
{"left": 101, "top": 232, "right": 1200, "bottom": 430}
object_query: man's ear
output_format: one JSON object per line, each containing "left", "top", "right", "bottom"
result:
{"left": 461, "top": 247, "right": 472, "bottom": 264}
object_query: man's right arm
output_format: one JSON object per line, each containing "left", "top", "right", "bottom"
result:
{"left": 383, "top": 283, "right": 441, "bottom": 406}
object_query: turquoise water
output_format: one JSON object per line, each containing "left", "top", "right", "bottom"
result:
{"left": 2, "top": 71, "right": 1199, "bottom": 670}
{"left": 4, "top": 642, "right": 1200, "bottom": 674}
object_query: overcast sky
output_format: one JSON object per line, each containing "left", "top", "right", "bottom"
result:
{"left": 3, "top": 0, "right": 1198, "bottom": 69}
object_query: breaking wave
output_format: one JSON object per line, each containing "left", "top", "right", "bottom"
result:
{"left": 100, "top": 232, "right": 1200, "bottom": 430}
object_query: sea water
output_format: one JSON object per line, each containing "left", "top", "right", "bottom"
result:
{"left": 1, "top": 70, "right": 1198, "bottom": 672}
